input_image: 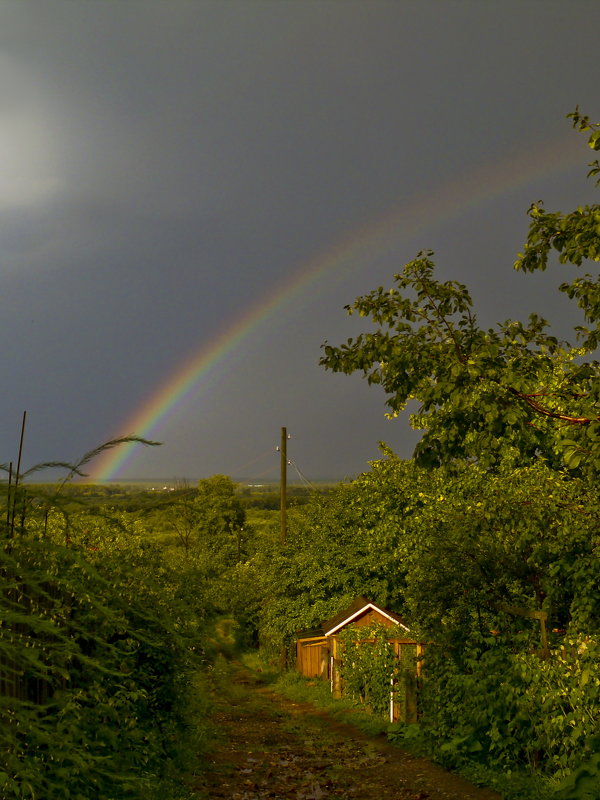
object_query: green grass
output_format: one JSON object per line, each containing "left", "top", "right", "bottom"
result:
{"left": 240, "top": 653, "right": 391, "bottom": 738}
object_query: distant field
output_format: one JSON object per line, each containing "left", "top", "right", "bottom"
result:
{"left": 76, "top": 478, "right": 342, "bottom": 492}
{"left": 24, "top": 478, "right": 338, "bottom": 513}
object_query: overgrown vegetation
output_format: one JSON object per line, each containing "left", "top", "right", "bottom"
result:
{"left": 2, "top": 111, "right": 598, "bottom": 799}
{"left": 262, "top": 111, "right": 600, "bottom": 799}
{"left": 0, "top": 439, "right": 216, "bottom": 799}
{"left": 337, "top": 622, "right": 413, "bottom": 718}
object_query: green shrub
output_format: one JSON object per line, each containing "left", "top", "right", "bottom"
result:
{"left": 337, "top": 623, "right": 412, "bottom": 719}
{"left": 418, "top": 636, "right": 600, "bottom": 784}
{"left": 0, "top": 529, "right": 206, "bottom": 799}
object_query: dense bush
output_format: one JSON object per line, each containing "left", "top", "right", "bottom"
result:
{"left": 255, "top": 450, "right": 599, "bottom": 795}
{"left": 417, "top": 636, "right": 599, "bottom": 776}
{"left": 0, "top": 519, "right": 207, "bottom": 799}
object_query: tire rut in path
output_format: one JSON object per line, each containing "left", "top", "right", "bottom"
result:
{"left": 196, "top": 664, "right": 502, "bottom": 800}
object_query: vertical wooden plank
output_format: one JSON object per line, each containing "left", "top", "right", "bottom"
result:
{"left": 331, "top": 636, "right": 342, "bottom": 698}
{"left": 296, "top": 639, "right": 300, "bottom": 673}
{"left": 320, "top": 644, "right": 329, "bottom": 678}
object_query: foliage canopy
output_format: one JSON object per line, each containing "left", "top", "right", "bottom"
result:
{"left": 320, "top": 111, "right": 600, "bottom": 476}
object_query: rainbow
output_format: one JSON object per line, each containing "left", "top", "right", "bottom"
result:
{"left": 90, "top": 133, "right": 585, "bottom": 481}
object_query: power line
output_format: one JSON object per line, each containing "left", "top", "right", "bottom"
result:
{"left": 288, "top": 458, "right": 316, "bottom": 490}
{"left": 230, "top": 447, "right": 277, "bottom": 476}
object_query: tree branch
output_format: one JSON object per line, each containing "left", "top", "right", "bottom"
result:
{"left": 508, "top": 387, "right": 599, "bottom": 424}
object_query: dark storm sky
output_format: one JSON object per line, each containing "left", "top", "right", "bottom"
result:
{"left": 1, "top": 0, "right": 598, "bottom": 482}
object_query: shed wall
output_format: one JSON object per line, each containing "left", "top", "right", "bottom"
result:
{"left": 296, "top": 637, "right": 329, "bottom": 678}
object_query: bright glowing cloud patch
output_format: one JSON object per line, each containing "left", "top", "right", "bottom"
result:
{"left": 0, "top": 54, "right": 62, "bottom": 211}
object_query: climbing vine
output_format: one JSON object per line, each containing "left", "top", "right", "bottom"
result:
{"left": 338, "top": 623, "right": 408, "bottom": 718}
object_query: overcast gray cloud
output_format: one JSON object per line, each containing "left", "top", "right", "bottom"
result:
{"left": 0, "top": 0, "right": 598, "bottom": 481}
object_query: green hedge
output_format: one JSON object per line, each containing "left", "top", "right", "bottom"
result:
{"left": 0, "top": 530, "right": 204, "bottom": 799}
{"left": 415, "top": 636, "right": 600, "bottom": 795}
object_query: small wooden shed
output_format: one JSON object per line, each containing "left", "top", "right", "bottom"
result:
{"left": 296, "top": 597, "right": 424, "bottom": 722}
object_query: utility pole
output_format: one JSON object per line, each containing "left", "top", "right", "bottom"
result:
{"left": 280, "top": 426, "right": 287, "bottom": 544}
{"left": 279, "top": 427, "right": 289, "bottom": 671}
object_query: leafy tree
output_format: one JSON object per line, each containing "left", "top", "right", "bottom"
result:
{"left": 260, "top": 449, "right": 598, "bottom": 649}
{"left": 195, "top": 475, "right": 246, "bottom": 564}
{"left": 254, "top": 448, "right": 599, "bottom": 789}
{"left": 394, "top": 458, "right": 600, "bottom": 644}
{"left": 320, "top": 112, "right": 599, "bottom": 474}
{"left": 516, "top": 107, "right": 600, "bottom": 352}
{"left": 257, "top": 455, "right": 426, "bottom": 654}
{"left": 156, "top": 480, "right": 201, "bottom": 557}
{"left": 321, "top": 253, "right": 565, "bottom": 469}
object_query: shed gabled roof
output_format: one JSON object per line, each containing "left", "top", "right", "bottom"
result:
{"left": 322, "top": 596, "right": 409, "bottom": 636}
{"left": 297, "top": 596, "right": 409, "bottom": 641}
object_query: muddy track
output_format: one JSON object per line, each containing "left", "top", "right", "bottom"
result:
{"left": 194, "top": 663, "right": 502, "bottom": 800}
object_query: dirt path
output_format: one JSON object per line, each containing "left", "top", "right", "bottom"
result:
{"left": 194, "top": 663, "right": 502, "bottom": 800}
